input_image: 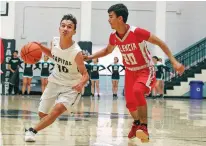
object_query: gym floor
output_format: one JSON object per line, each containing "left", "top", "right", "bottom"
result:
{"left": 1, "top": 95, "right": 206, "bottom": 146}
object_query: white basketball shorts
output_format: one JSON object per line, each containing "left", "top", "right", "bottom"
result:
{"left": 38, "top": 81, "right": 81, "bottom": 114}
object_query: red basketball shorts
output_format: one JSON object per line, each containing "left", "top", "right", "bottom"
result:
{"left": 124, "top": 66, "right": 156, "bottom": 112}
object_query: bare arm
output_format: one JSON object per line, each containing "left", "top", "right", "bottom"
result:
{"left": 33, "top": 42, "right": 52, "bottom": 58}
{"left": 86, "top": 44, "right": 115, "bottom": 60}
{"left": 148, "top": 34, "right": 185, "bottom": 75}
{"left": 72, "top": 52, "right": 89, "bottom": 92}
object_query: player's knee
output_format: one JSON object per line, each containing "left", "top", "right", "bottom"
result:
{"left": 133, "top": 83, "right": 147, "bottom": 106}
{"left": 126, "top": 102, "right": 137, "bottom": 112}
{"left": 52, "top": 104, "right": 67, "bottom": 117}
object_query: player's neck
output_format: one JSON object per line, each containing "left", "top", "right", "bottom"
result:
{"left": 116, "top": 24, "right": 129, "bottom": 39}
{"left": 59, "top": 37, "right": 74, "bottom": 50}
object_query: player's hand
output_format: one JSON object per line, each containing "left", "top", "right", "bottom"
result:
{"left": 172, "top": 61, "right": 185, "bottom": 76}
{"left": 32, "top": 42, "right": 41, "bottom": 46}
{"left": 72, "top": 82, "right": 84, "bottom": 93}
{"left": 83, "top": 55, "right": 92, "bottom": 61}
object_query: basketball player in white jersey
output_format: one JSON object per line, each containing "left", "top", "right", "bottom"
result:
{"left": 24, "top": 14, "right": 89, "bottom": 142}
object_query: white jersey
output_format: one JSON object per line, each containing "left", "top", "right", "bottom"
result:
{"left": 48, "top": 37, "right": 82, "bottom": 86}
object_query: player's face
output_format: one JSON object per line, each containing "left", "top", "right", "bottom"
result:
{"left": 59, "top": 20, "right": 76, "bottom": 38}
{"left": 108, "top": 11, "right": 121, "bottom": 29}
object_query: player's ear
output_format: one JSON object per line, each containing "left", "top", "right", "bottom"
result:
{"left": 58, "top": 27, "right": 61, "bottom": 33}
{"left": 73, "top": 29, "right": 76, "bottom": 35}
{"left": 118, "top": 16, "right": 123, "bottom": 22}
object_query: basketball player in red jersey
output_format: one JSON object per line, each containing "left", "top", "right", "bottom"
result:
{"left": 84, "top": 3, "right": 185, "bottom": 143}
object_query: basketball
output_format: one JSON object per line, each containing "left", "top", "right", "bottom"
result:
{"left": 20, "top": 42, "right": 42, "bottom": 64}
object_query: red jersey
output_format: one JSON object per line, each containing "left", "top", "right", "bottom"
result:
{"left": 109, "top": 25, "right": 153, "bottom": 71}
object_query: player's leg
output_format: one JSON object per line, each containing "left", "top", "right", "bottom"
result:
{"left": 135, "top": 67, "right": 156, "bottom": 143}
{"left": 24, "top": 82, "right": 59, "bottom": 142}
{"left": 34, "top": 103, "right": 67, "bottom": 131}
{"left": 91, "top": 80, "right": 95, "bottom": 96}
{"left": 125, "top": 70, "right": 140, "bottom": 139}
{"left": 135, "top": 83, "right": 150, "bottom": 143}
{"left": 37, "top": 82, "right": 59, "bottom": 119}
{"left": 27, "top": 77, "right": 32, "bottom": 95}
{"left": 22, "top": 76, "right": 27, "bottom": 95}
{"left": 96, "top": 80, "right": 100, "bottom": 97}
{"left": 25, "top": 87, "right": 81, "bottom": 142}
{"left": 25, "top": 103, "right": 66, "bottom": 142}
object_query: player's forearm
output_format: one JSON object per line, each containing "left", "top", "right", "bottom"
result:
{"left": 39, "top": 45, "right": 52, "bottom": 58}
{"left": 80, "top": 71, "right": 89, "bottom": 85}
{"left": 157, "top": 42, "right": 177, "bottom": 64}
{"left": 90, "top": 48, "right": 110, "bottom": 59}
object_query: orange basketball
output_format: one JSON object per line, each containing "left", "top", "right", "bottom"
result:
{"left": 20, "top": 42, "right": 42, "bottom": 64}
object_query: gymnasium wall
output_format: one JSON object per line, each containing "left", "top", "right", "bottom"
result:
{"left": 0, "top": 1, "right": 15, "bottom": 39}
{"left": 14, "top": 1, "right": 81, "bottom": 50}
{"left": 13, "top": 1, "right": 206, "bottom": 56}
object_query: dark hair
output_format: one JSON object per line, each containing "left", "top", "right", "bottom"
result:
{"left": 114, "top": 57, "right": 119, "bottom": 62}
{"left": 13, "top": 50, "right": 18, "bottom": 54}
{"left": 152, "top": 56, "right": 159, "bottom": 61}
{"left": 108, "top": 3, "right": 128, "bottom": 23}
{"left": 60, "top": 14, "right": 77, "bottom": 30}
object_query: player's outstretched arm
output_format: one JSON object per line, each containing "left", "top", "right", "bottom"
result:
{"left": 32, "top": 42, "right": 53, "bottom": 58}
{"left": 147, "top": 34, "right": 185, "bottom": 75}
{"left": 72, "top": 52, "right": 89, "bottom": 93}
{"left": 84, "top": 44, "right": 115, "bottom": 61}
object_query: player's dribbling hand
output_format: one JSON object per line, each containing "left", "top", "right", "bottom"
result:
{"left": 72, "top": 83, "right": 84, "bottom": 93}
{"left": 83, "top": 55, "right": 92, "bottom": 61}
{"left": 32, "top": 42, "right": 41, "bottom": 46}
{"left": 172, "top": 61, "right": 185, "bottom": 76}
